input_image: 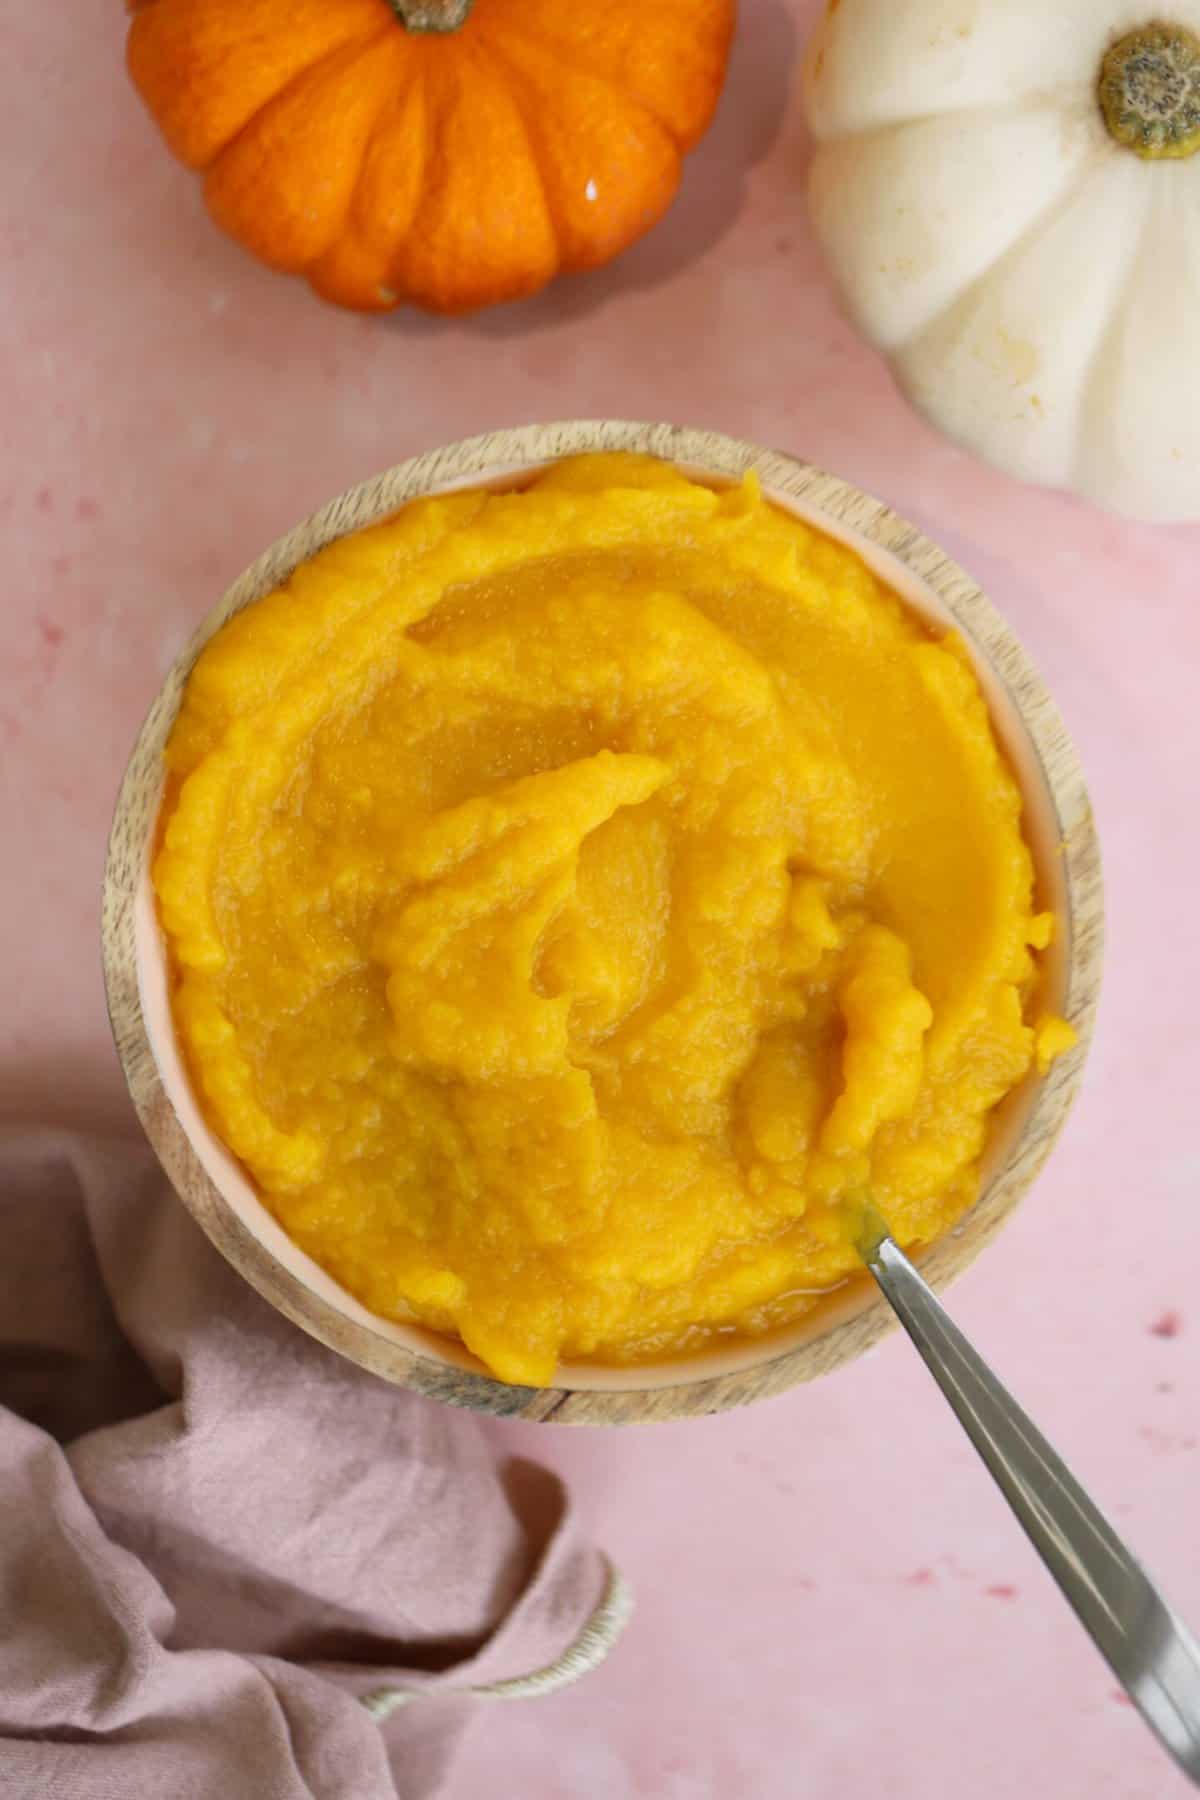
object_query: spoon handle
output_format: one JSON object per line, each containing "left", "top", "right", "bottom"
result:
{"left": 863, "top": 1231, "right": 1200, "bottom": 1784}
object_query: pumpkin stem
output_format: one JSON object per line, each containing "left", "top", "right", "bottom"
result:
{"left": 387, "top": 0, "right": 473, "bottom": 31}
{"left": 1099, "top": 23, "right": 1200, "bottom": 158}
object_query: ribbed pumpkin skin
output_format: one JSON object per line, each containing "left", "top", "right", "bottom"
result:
{"left": 127, "top": 0, "right": 737, "bottom": 313}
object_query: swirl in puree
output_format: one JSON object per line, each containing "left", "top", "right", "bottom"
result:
{"left": 155, "top": 454, "right": 1070, "bottom": 1384}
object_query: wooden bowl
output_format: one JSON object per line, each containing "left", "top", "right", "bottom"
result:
{"left": 103, "top": 422, "right": 1103, "bottom": 1425}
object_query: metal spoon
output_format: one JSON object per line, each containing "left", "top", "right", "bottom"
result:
{"left": 855, "top": 1202, "right": 1200, "bottom": 1784}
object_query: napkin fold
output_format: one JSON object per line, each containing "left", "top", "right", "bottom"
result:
{"left": 0, "top": 1130, "right": 627, "bottom": 1799}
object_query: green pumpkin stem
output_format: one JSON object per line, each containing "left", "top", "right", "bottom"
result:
{"left": 1099, "top": 24, "right": 1200, "bottom": 158}
{"left": 388, "top": 0, "right": 473, "bottom": 31}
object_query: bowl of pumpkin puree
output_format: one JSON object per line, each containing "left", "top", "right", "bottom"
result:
{"left": 103, "top": 423, "right": 1102, "bottom": 1423}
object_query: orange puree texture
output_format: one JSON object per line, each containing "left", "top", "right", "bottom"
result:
{"left": 154, "top": 454, "right": 1070, "bottom": 1385}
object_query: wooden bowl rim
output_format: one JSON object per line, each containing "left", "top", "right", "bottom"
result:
{"left": 102, "top": 420, "right": 1104, "bottom": 1425}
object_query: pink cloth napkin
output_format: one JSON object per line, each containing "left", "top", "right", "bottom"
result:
{"left": 0, "top": 1130, "right": 627, "bottom": 1799}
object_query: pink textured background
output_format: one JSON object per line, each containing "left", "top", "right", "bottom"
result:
{"left": 4, "top": 3, "right": 1199, "bottom": 1794}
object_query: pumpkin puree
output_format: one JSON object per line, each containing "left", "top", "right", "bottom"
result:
{"left": 156, "top": 454, "right": 1071, "bottom": 1385}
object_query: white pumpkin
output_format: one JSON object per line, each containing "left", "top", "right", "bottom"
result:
{"left": 804, "top": 2, "right": 1200, "bottom": 520}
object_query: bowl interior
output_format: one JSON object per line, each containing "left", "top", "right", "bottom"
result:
{"left": 131, "top": 446, "right": 1073, "bottom": 1395}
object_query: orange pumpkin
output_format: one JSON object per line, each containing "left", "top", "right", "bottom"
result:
{"left": 127, "top": 0, "right": 736, "bottom": 313}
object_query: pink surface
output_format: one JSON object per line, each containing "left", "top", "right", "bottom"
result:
{"left": 3, "top": 3, "right": 1198, "bottom": 1795}
{"left": 0, "top": 1132, "right": 613, "bottom": 1800}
